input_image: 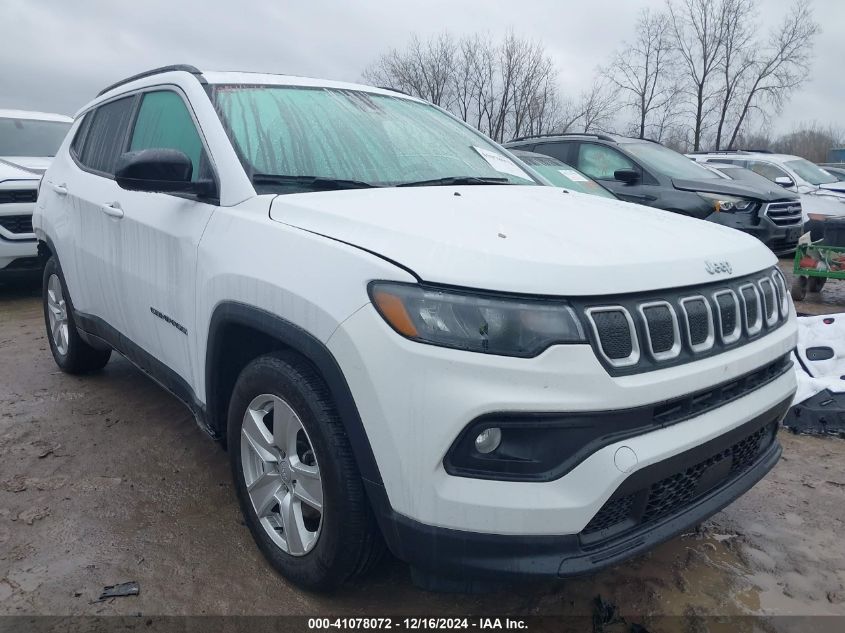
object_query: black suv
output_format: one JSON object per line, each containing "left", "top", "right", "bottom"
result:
{"left": 505, "top": 133, "right": 804, "bottom": 255}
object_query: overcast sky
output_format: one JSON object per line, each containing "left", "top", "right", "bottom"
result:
{"left": 2, "top": 0, "right": 841, "bottom": 134}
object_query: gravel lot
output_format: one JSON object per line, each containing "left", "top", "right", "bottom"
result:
{"left": 1, "top": 259, "right": 844, "bottom": 630}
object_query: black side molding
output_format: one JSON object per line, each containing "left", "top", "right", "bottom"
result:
{"left": 205, "top": 302, "right": 384, "bottom": 486}
{"left": 73, "top": 311, "right": 211, "bottom": 434}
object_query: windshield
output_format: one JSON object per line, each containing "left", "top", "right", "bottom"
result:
{"left": 520, "top": 155, "right": 615, "bottom": 199}
{"left": 624, "top": 142, "right": 719, "bottom": 179}
{"left": 785, "top": 158, "right": 840, "bottom": 185}
{"left": 212, "top": 85, "right": 536, "bottom": 191}
{"left": 0, "top": 117, "right": 71, "bottom": 157}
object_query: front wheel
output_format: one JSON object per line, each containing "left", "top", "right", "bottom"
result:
{"left": 42, "top": 256, "right": 111, "bottom": 374}
{"left": 227, "top": 353, "right": 382, "bottom": 591}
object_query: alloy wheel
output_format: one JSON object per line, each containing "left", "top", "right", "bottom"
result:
{"left": 46, "top": 274, "right": 69, "bottom": 356}
{"left": 240, "top": 394, "right": 324, "bottom": 556}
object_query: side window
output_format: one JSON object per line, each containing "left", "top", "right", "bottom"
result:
{"left": 69, "top": 114, "right": 91, "bottom": 159}
{"left": 535, "top": 142, "right": 570, "bottom": 163}
{"left": 129, "top": 91, "right": 205, "bottom": 182}
{"left": 79, "top": 96, "right": 135, "bottom": 175}
{"left": 576, "top": 143, "right": 635, "bottom": 180}
{"left": 748, "top": 161, "right": 789, "bottom": 182}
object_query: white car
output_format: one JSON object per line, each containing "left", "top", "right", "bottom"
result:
{"left": 0, "top": 109, "right": 73, "bottom": 173}
{"left": 34, "top": 65, "right": 798, "bottom": 591}
{"left": 0, "top": 160, "right": 40, "bottom": 279}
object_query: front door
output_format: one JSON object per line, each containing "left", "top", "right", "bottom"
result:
{"left": 108, "top": 88, "right": 216, "bottom": 385}
{"left": 573, "top": 142, "right": 659, "bottom": 206}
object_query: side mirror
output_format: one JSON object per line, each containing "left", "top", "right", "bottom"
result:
{"left": 614, "top": 168, "right": 640, "bottom": 185}
{"left": 115, "top": 149, "right": 215, "bottom": 196}
{"left": 774, "top": 176, "right": 795, "bottom": 188}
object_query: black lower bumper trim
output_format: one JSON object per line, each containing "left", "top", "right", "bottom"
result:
{"left": 367, "top": 396, "right": 789, "bottom": 581}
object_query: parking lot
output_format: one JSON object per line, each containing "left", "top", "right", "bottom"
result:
{"left": 0, "top": 259, "right": 843, "bottom": 628}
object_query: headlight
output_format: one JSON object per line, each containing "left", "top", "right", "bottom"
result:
{"left": 697, "top": 192, "right": 755, "bottom": 212}
{"left": 369, "top": 282, "right": 586, "bottom": 357}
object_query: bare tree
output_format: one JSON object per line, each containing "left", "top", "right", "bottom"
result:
{"left": 362, "top": 33, "right": 456, "bottom": 107}
{"left": 667, "top": 0, "right": 730, "bottom": 150}
{"left": 363, "top": 31, "right": 563, "bottom": 142}
{"left": 725, "top": 0, "right": 819, "bottom": 148}
{"left": 606, "top": 9, "right": 677, "bottom": 139}
{"left": 713, "top": 0, "right": 756, "bottom": 149}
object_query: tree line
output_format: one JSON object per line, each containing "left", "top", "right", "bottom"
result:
{"left": 362, "top": 0, "right": 825, "bottom": 155}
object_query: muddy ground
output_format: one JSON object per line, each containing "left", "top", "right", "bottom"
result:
{"left": 1, "top": 260, "right": 844, "bottom": 632}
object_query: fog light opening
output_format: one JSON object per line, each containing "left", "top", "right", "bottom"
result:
{"left": 474, "top": 427, "right": 502, "bottom": 454}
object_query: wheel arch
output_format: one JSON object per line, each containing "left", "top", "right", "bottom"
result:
{"left": 205, "top": 301, "right": 384, "bottom": 486}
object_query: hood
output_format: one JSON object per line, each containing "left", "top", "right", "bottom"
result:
{"left": 672, "top": 177, "right": 798, "bottom": 202}
{"left": 0, "top": 159, "right": 41, "bottom": 183}
{"left": 802, "top": 192, "right": 845, "bottom": 218}
{"left": 819, "top": 181, "right": 845, "bottom": 194}
{"left": 269, "top": 185, "right": 775, "bottom": 296}
{"left": 0, "top": 156, "right": 52, "bottom": 174}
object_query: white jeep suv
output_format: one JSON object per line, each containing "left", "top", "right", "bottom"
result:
{"left": 34, "top": 66, "right": 798, "bottom": 591}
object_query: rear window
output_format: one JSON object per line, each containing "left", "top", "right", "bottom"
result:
{"left": 0, "top": 117, "right": 71, "bottom": 157}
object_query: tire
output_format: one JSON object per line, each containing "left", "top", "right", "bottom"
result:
{"left": 791, "top": 275, "right": 807, "bottom": 302}
{"left": 227, "top": 352, "right": 383, "bottom": 591}
{"left": 808, "top": 276, "right": 827, "bottom": 293}
{"left": 42, "top": 256, "right": 111, "bottom": 374}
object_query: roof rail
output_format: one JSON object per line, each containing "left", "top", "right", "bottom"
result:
{"left": 97, "top": 64, "right": 205, "bottom": 97}
{"left": 738, "top": 148, "right": 773, "bottom": 153}
{"left": 508, "top": 131, "right": 617, "bottom": 143}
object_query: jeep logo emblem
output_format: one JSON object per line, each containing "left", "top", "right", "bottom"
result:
{"left": 705, "top": 260, "right": 732, "bottom": 275}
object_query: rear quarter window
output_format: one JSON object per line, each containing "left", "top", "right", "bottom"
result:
{"left": 78, "top": 96, "right": 135, "bottom": 175}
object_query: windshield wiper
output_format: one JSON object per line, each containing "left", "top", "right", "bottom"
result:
{"left": 252, "top": 173, "right": 379, "bottom": 191}
{"left": 396, "top": 176, "right": 511, "bottom": 187}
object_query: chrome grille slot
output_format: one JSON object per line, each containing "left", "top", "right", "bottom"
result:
{"left": 585, "top": 307, "right": 639, "bottom": 367}
{"left": 638, "top": 301, "right": 680, "bottom": 360}
{"left": 757, "top": 278, "right": 778, "bottom": 326}
{"left": 680, "top": 296, "right": 714, "bottom": 352}
{"left": 713, "top": 290, "right": 741, "bottom": 344}
{"left": 739, "top": 284, "right": 763, "bottom": 336}
{"left": 764, "top": 201, "right": 803, "bottom": 227}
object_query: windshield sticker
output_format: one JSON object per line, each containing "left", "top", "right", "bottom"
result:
{"left": 559, "top": 169, "right": 589, "bottom": 182}
{"left": 472, "top": 146, "right": 529, "bottom": 179}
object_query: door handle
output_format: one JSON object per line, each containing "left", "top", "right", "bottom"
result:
{"left": 49, "top": 182, "right": 68, "bottom": 196}
{"left": 101, "top": 202, "right": 124, "bottom": 219}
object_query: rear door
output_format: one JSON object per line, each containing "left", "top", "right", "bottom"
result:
{"left": 107, "top": 88, "right": 217, "bottom": 385}
{"left": 59, "top": 95, "right": 136, "bottom": 322}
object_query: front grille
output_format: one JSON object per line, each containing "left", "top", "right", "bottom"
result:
{"left": 0, "top": 215, "right": 34, "bottom": 234}
{"left": 765, "top": 201, "right": 803, "bottom": 227}
{"left": 582, "top": 422, "right": 775, "bottom": 537}
{"left": 579, "top": 268, "right": 788, "bottom": 375}
{"left": 0, "top": 190, "right": 37, "bottom": 205}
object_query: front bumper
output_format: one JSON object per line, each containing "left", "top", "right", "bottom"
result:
{"left": 328, "top": 303, "right": 797, "bottom": 535}
{"left": 368, "top": 396, "right": 787, "bottom": 582}
{"left": 707, "top": 211, "right": 802, "bottom": 255}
